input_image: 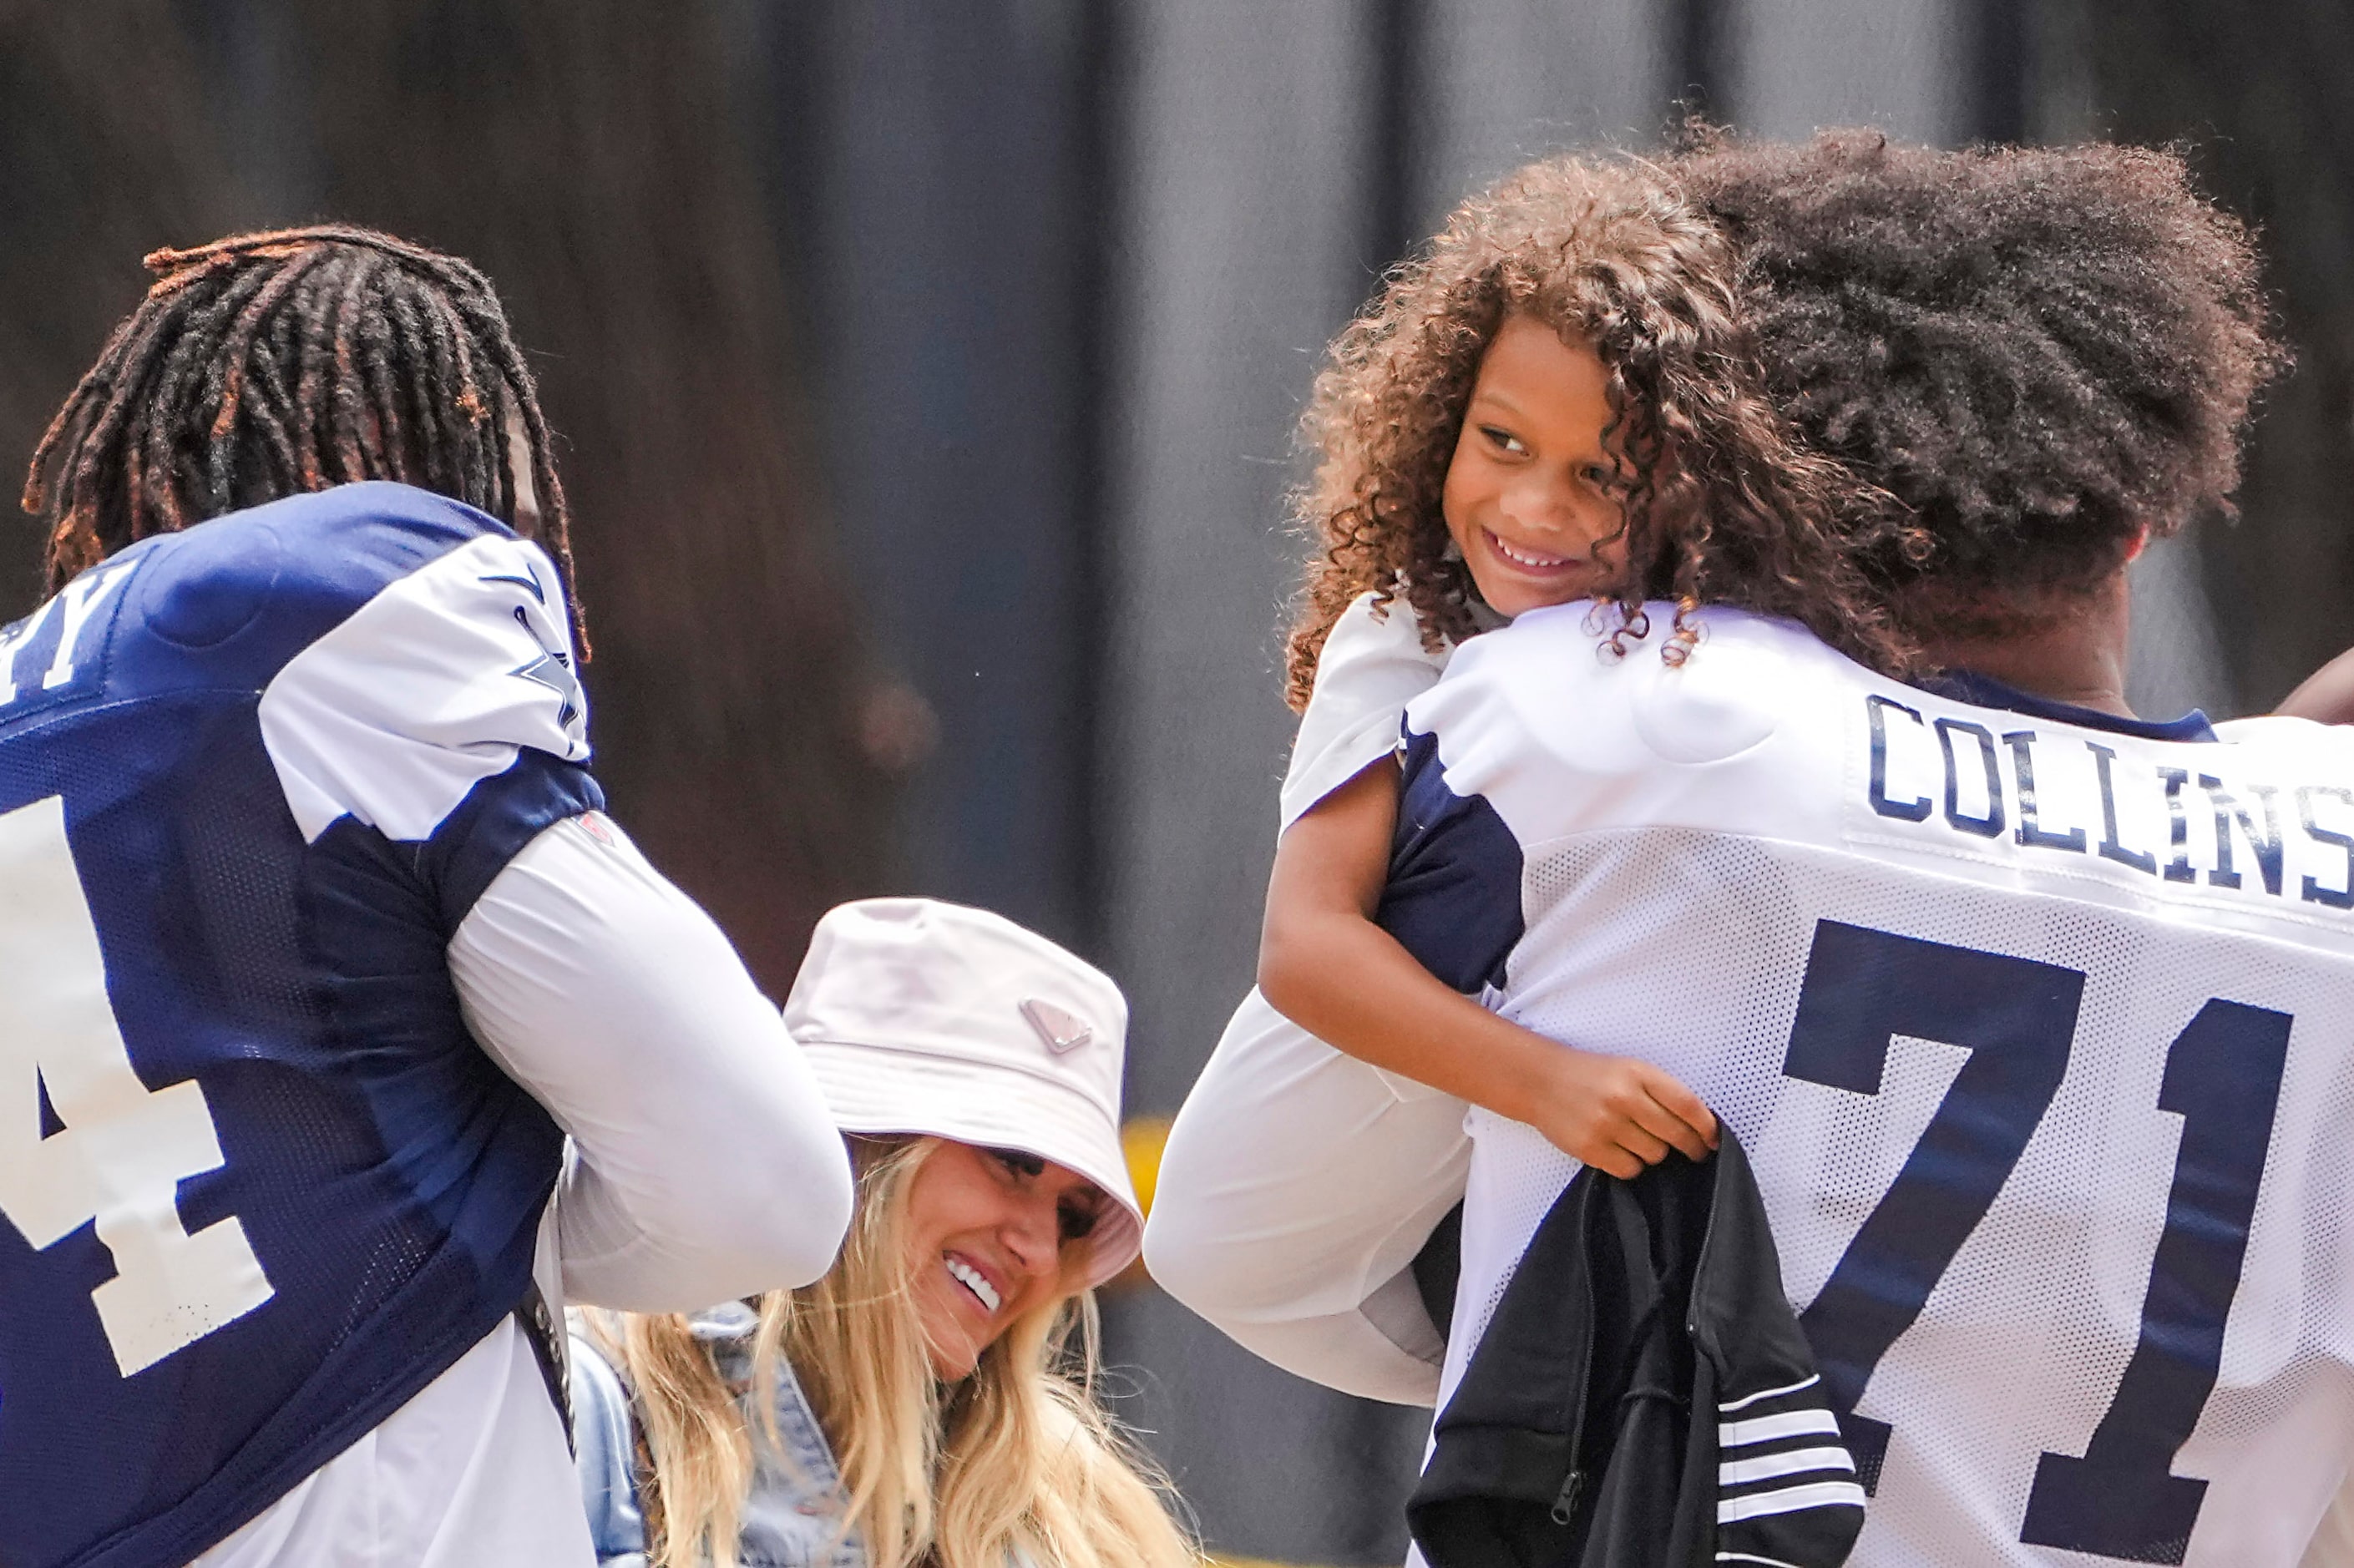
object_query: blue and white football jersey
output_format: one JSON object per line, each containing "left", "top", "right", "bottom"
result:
{"left": 0, "top": 483, "right": 599, "bottom": 1568}
{"left": 1389, "top": 602, "right": 2354, "bottom": 1566}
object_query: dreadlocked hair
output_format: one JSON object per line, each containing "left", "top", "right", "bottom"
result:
{"left": 1284, "top": 152, "right": 1923, "bottom": 711}
{"left": 24, "top": 223, "right": 581, "bottom": 643}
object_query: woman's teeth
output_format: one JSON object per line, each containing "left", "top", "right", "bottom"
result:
{"left": 946, "top": 1257, "right": 1001, "bottom": 1313}
{"left": 1487, "top": 532, "right": 1573, "bottom": 569}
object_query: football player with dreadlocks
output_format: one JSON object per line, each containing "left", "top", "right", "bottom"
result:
{"left": 0, "top": 226, "right": 853, "bottom": 1568}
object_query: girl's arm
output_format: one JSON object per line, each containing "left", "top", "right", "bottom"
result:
{"left": 1258, "top": 759, "right": 1717, "bottom": 1179}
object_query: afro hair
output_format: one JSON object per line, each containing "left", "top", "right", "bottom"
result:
{"left": 1670, "top": 129, "right": 2286, "bottom": 633}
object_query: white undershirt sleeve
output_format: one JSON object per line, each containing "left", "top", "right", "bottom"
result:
{"left": 1279, "top": 590, "right": 1452, "bottom": 831}
{"left": 1143, "top": 988, "right": 1469, "bottom": 1406}
{"left": 1145, "top": 591, "right": 1466, "bottom": 1406}
{"left": 448, "top": 813, "right": 854, "bottom": 1312}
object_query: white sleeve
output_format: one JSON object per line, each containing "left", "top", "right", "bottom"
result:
{"left": 1279, "top": 591, "right": 1452, "bottom": 831}
{"left": 448, "top": 813, "right": 854, "bottom": 1311}
{"left": 1142, "top": 988, "right": 1469, "bottom": 1406}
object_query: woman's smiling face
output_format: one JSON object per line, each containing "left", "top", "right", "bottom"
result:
{"left": 904, "top": 1139, "right": 1106, "bottom": 1380}
{"left": 1440, "top": 314, "right": 1628, "bottom": 619}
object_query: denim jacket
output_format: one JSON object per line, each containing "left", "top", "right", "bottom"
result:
{"left": 570, "top": 1302, "right": 868, "bottom": 1568}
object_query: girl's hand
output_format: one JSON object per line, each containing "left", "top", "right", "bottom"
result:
{"left": 1519, "top": 1048, "right": 1719, "bottom": 1179}
{"left": 1260, "top": 766, "right": 1720, "bottom": 1179}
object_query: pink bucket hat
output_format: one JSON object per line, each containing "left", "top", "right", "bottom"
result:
{"left": 782, "top": 898, "right": 1143, "bottom": 1287}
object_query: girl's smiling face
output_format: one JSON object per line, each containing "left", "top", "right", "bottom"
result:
{"left": 1440, "top": 315, "right": 1628, "bottom": 619}
{"left": 905, "top": 1139, "right": 1106, "bottom": 1380}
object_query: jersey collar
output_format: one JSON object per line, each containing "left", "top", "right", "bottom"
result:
{"left": 1918, "top": 669, "right": 2218, "bottom": 744}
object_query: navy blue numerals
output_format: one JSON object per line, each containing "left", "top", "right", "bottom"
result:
{"left": 1785, "top": 923, "right": 2083, "bottom": 1490}
{"left": 1782, "top": 921, "right": 2291, "bottom": 1564}
{"left": 2018, "top": 999, "right": 2290, "bottom": 1563}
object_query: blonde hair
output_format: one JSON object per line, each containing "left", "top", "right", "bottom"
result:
{"left": 590, "top": 1138, "right": 1195, "bottom": 1568}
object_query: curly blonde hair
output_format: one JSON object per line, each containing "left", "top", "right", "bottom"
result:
{"left": 1283, "top": 152, "right": 1926, "bottom": 710}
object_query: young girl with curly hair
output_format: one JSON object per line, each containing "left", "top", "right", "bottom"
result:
{"left": 1242, "top": 152, "right": 1926, "bottom": 1181}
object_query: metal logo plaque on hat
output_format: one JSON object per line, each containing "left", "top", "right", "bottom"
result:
{"left": 1022, "top": 998, "right": 1096, "bottom": 1054}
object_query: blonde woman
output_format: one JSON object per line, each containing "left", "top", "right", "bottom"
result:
{"left": 570, "top": 898, "right": 1193, "bottom": 1568}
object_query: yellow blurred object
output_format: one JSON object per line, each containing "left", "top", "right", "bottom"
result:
{"left": 1106, "top": 1116, "right": 1173, "bottom": 1293}
{"left": 1122, "top": 1115, "right": 1173, "bottom": 1221}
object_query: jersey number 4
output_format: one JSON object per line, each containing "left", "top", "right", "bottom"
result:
{"left": 1786, "top": 919, "right": 2288, "bottom": 1565}
{"left": 0, "top": 795, "right": 275, "bottom": 1377}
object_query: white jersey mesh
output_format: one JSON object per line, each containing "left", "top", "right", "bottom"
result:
{"left": 1455, "top": 829, "right": 2354, "bottom": 1565}
{"left": 1407, "top": 604, "right": 2354, "bottom": 1567}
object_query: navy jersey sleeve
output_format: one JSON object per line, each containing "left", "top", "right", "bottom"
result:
{"left": 1376, "top": 725, "right": 1524, "bottom": 994}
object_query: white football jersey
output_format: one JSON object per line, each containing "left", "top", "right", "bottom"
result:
{"left": 1394, "top": 602, "right": 2354, "bottom": 1567}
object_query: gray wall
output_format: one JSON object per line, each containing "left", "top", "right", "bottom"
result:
{"left": 1728, "top": 0, "right": 1962, "bottom": 143}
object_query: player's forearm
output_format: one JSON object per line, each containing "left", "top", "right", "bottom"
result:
{"left": 1258, "top": 904, "right": 1560, "bottom": 1126}
{"left": 449, "top": 815, "right": 854, "bottom": 1308}
{"left": 1142, "top": 987, "right": 1464, "bottom": 1404}
{"left": 2278, "top": 645, "right": 2354, "bottom": 723}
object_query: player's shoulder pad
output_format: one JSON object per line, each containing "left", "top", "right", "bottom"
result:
{"left": 2212, "top": 711, "right": 2354, "bottom": 771}
{"left": 128, "top": 481, "right": 525, "bottom": 650}
{"left": 1408, "top": 604, "right": 1825, "bottom": 797}
{"left": 241, "top": 485, "right": 588, "bottom": 843}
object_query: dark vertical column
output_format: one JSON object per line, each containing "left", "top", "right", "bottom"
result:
{"left": 807, "top": 0, "right": 1102, "bottom": 949}
{"left": 1071, "top": 0, "right": 1127, "bottom": 952}
{"left": 1972, "top": 0, "right": 2033, "bottom": 142}
{"left": 1338, "top": 8, "right": 1438, "bottom": 1564}
{"left": 1674, "top": 0, "right": 1731, "bottom": 119}
{"left": 2086, "top": 0, "right": 2351, "bottom": 711}
{"left": 179, "top": 0, "right": 327, "bottom": 222}
{"left": 1365, "top": 0, "right": 1422, "bottom": 285}
{"left": 732, "top": 0, "right": 829, "bottom": 324}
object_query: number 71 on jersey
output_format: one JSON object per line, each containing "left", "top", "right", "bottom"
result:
{"left": 1789, "top": 919, "right": 2288, "bottom": 1565}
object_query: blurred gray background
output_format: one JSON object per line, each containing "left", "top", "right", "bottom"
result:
{"left": 4, "top": 2, "right": 2348, "bottom": 1562}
